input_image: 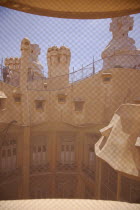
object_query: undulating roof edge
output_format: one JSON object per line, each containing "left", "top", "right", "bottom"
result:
{"left": 0, "top": 0, "right": 140, "bottom": 19}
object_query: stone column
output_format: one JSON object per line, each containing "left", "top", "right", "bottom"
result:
{"left": 20, "top": 38, "right": 31, "bottom": 125}
{"left": 96, "top": 157, "right": 102, "bottom": 199}
{"left": 18, "top": 38, "right": 31, "bottom": 199}
{"left": 49, "top": 131, "right": 57, "bottom": 198}
{"left": 116, "top": 172, "right": 121, "bottom": 201}
{"left": 19, "top": 126, "right": 30, "bottom": 199}
{"left": 76, "top": 131, "right": 84, "bottom": 198}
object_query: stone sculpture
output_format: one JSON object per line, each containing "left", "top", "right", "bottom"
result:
{"left": 102, "top": 16, "right": 140, "bottom": 69}
{"left": 30, "top": 44, "right": 43, "bottom": 78}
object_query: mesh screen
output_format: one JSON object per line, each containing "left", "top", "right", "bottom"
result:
{"left": 0, "top": 6, "right": 140, "bottom": 205}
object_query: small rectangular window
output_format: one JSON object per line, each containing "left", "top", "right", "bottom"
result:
{"left": 61, "top": 145, "right": 64, "bottom": 151}
{"left": 2, "top": 150, "right": 6, "bottom": 158}
{"left": 66, "top": 145, "right": 69, "bottom": 151}
{"left": 58, "top": 94, "right": 67, "bottom": 104}
{"left": 0, "top": 100, "right": 2, "bottom": 109}
{"left": 42, "top": 145, "right": 46, "bottom": 152}
{"left": 33, "top": 145, "right": 36, "bottom": 153}
{"left": 0, "top": 99, "right": 6, "bottom": 110}
{"left": 71, "top": 145, "right": 74, "bottom": 151}
{"left": 35, "top": 100, "right": 44, "bottom": 111}
{"left": 13, "top": 148, "right": 16, "bottom": 156}
{"left": 14, "top": 96, "right": 21, "bottom": 103}
{"left": 36, "top": 101, "right": 43, "bottom": 109}
{"left": 60, "top": 141, "right": 75, "bottom": 165}
{"left": 102, "top": 73, "right": 112, "bottom": 83}
{"left": 38, "top": 146, "right": 41, "bottom": 152}
{"left": 58, "top": 97, "right": 65, "bottom": 103}
{"left": 75, "top": 101, "right": 84, "bottom": 111}
{"left": 8, "top": 149, "right": 11, "bottom": 157}
{"left": 89, "top": 145, "right": 94, "bottom": 152}
{"left": 103, "top": 77, "right": 111, "bottom": 82}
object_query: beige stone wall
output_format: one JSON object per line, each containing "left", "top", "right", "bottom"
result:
{"left": 1, "top": 38, "right": 140, "bottom": 201}
{"left": 0, "top": 83, "right": 22, "bottom": 124}
{"left": 1, "top": 67, "right": 140, "bottom": 127}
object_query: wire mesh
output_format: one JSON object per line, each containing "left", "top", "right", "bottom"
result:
{"left": 0, "top": 6, "right": 140, "bottom": 205}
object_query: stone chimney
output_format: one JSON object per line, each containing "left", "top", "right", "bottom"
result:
{"left": 101, "top": 16, "right": 140, "bottom": 70}
{"left": 47, "top": 46, "right": 71, "bottom": 77}
{"left": 47, "top": 46, "right": 71, "bottom": 90}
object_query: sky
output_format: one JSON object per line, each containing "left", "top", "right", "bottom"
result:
{"left": 0, "top": 6, "right": 140, "bottom": 75}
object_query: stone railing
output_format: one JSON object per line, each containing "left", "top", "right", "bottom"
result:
{"left": 82, "top": 163, "right": 95, "bottom": 180}
{"left": 56, "top": 161, "right": 77, "bottom": 171}
{"left": 30, "top": 163, "right": 50, "bottom": 175}
{"left": 0, "top": 168, "right": 21, "bottom": 184}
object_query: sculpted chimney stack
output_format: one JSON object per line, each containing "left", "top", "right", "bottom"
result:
{"left": 47, "top": 46, "right": 71, "bottom": 78}
{"left": 47, "top": 45, "right": 71, "bottom": 89}
{"left": 102, "top": 16, "right": 140, "bottom": 70}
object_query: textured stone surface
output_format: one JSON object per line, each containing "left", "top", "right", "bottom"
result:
{"left": 0, "top": 199, "right": 140, "bottom": 210}
{"left": 95, "top": 104, "right": 140, "bottom": 176}
{"left": 102, "top": 16, "right": 140, "bottom": 70}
